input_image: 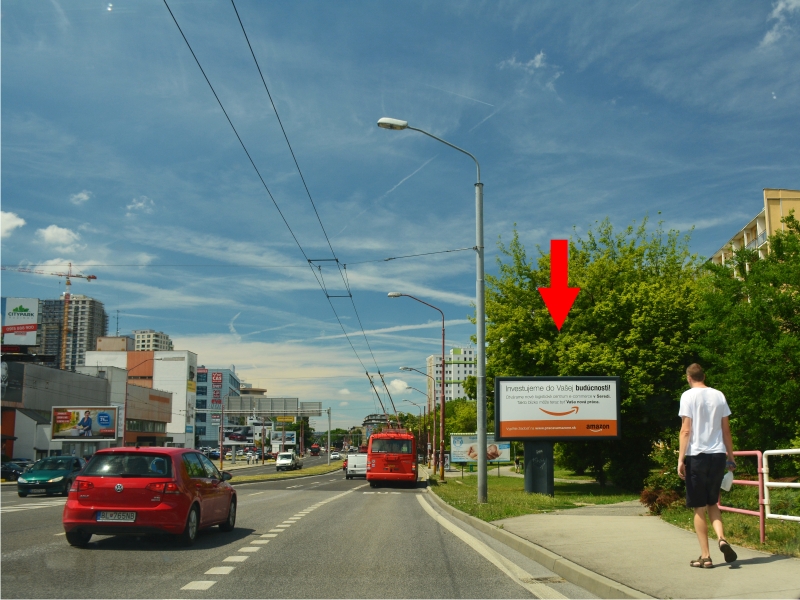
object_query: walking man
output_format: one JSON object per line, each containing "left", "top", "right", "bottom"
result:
{"left": 677, "top": 363, "right": 738, "bottom": 568}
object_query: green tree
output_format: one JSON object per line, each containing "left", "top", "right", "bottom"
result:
{"left": 694, "top": 211, "right": 800, "bottom": 472}
{"left": 485, "top": 218, "right": 701, "bottom": 490}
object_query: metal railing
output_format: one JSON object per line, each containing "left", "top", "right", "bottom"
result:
{"left": 764, "top": 449, "right": 800, "bottom": 523}
{"left": 718, "top": 450, "right": 765, "bottom": 544}
{"left": 745, "top": 231, "right": 767, "bottom": 250}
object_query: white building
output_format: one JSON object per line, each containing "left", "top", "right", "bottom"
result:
{"left": 426, "top": 346, "right": 477, "bottom": 412}
{"left": 84, "top": 350, "right": 197, "bottom": 447}
{"left": 133, "top": 329, "right": 174, "bottom": 351}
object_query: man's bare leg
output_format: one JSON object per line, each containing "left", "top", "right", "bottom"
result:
{"left": 693, "top": 506, "right": 711, "bottom": 557}
{"left": 707, "top": 503, "right": 725, "bottom": 542}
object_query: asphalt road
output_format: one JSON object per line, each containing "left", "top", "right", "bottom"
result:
{"left": 0, "top": 472, "right": 595, "bottom": 599}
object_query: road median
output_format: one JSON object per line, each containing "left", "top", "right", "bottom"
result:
{"left": 230, "top": 461, "right": 343, "bottom": 484}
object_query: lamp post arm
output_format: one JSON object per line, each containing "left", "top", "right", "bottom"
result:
{"left": 407, "top": 126, "right": 481, "bottom": 183}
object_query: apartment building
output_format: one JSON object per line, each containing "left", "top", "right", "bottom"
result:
{"left": 33, "top": 295, "right": 109, "bottom": 370}
{"left": 133, "top": 329, "right": 174, "bottom": 351}
{"left": 195, "top": 366, "right": 240, "bottom": 446}
{"left": 426, "top": 346, "right": 477, "bottom": 412}
{"left": 711, "top": 188, "right": 800, "bottom": 267}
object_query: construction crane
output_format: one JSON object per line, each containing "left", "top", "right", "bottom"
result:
{"left": 1, "top": 263, "right": 97, "bottom": 370}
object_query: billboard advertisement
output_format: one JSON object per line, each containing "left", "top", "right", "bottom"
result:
{"left": 495, "top": 376, "right": 620, "bottom": 441}
{"left": 270, "top": 430, "right": 297, "bottom": 445}
{"left": 450, "top": 434, "right": 510, "bottom": 463}
{"left": 52, "top": 406, "right": 118, "bottom": 440}
{"left": 2, "top": 297, "right": 39, "bottom": 346}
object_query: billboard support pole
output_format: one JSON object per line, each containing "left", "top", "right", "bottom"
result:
{"left": 523, "top": 441, "right": 554, "bottom": 496}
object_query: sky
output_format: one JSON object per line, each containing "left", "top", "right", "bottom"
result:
{"left": 2, "top": 0, "right": 799, "bottom": 431}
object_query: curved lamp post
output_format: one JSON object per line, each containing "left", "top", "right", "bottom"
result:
{"left": 389, "top": 292, "right": 446, "bottom": 481}
{"left": 401, "top": 367, "right": 436, "bottom": 468}
{"left": 380, "top": 118, "right": 487, "bottom": 502}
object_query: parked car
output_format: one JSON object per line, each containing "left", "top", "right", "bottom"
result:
{"left": 17, "top": 457, "right": 86, "bottom": 497}
{"left": 275, "top": 451, "right": 303, "bottom": 471}
{"left": 330, "top": 452, "right": 341, "bottom": 460}
{"left": 1, "top": 462, "right": 25, "bottom": 481}
{"left": 11, "top": 458, "right": 34, "bottom": 471}
{"left": 209, "top": 450, "right": 220, "bottom": 459}
{"left": 62, "top": 447, "right": 236, "bottom": 547}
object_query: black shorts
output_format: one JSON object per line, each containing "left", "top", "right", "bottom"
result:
{"left": 685, "top": 453, "right": 726, "bottom": 508}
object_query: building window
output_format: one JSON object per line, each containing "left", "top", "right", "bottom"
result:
{"left": 197, "top": 386, "right": 207, "bottom": 396}
{"left": 197, "top": 372, "right": 207, "bottom": 383}
{"left": 196, "top": 413, "right": 206, "bottom": 422}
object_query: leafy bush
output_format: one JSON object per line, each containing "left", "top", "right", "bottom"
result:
{"left": 640, "top": 433, "right": 685, "bottom": 514}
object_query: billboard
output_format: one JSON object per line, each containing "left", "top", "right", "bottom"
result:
{"left": 2, "top": 298, "right": 39, "bottom": 346}
{"left": 270, "top": 430, "right": 297, "bottom": 445}
{"left": 495, "top": 376, "right": 620, "bottom": 441}
{"left": 450, "top": 433, "right": 510, "bottom": 463}
{"left": 52, "top": 406, "right": 118, "bottom": 440}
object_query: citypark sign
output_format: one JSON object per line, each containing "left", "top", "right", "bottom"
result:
{"left": 1, "top": 298, "right": 39, "bottom": 346}
{"left": 494, "top": 376, "right": 620, "bottom": 442}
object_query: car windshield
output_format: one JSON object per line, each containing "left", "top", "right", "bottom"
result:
{"left": 83, "top": 453, "right": 173, "bottom": 478}
{"left": 370, "top": 439, "right": 412, "bottom": 454}
{"left": 31, "top": 457, "right": 75, "bottom": 471}
{"left": 278, "top": 453, "right": 292, "bottom": 460}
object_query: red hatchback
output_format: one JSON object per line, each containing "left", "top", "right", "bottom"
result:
{"left": 62, "top": 447, "right": 236, "bottom": 547}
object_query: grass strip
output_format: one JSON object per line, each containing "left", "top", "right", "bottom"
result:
{"left": 659, "top": 485, "right": 799, "bottom": 557}
{"left": 429, "top": 472, "right": 637, "bottom": 522}
{"left": 230, "top": 460, "right": 342, "bottom": 483}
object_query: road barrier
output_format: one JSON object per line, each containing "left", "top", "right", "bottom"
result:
{"left": 718, "top": 450, "right": 765, "bottom": 544}
{"left": 764, "top": 449, "right": 800, "bottom": 524}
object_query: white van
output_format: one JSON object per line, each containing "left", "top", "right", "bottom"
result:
{"left": 345, "top": 453, "right": 367, "bottom": 479}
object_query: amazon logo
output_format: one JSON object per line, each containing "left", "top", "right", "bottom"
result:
{"left": 587, "top": 424, "right": 610, "bottom": 432}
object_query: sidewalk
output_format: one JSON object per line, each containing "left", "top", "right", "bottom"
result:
{"left": 422, "top": 466, "right": 800, "bottom": 599}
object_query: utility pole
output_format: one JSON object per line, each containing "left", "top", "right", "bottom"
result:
{"left": 326, "top": 408, "right": 331, "bottom": 466}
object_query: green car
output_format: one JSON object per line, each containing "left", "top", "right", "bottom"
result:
{"left": 17, "top": 456, "right": 86, "bottom": 498}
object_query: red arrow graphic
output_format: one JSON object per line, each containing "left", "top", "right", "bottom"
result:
{"left": 538, "top": 239, "right": 580, "bottom": 331}
{"left": 539, "top": 406, "right": 580, "bottom": 416}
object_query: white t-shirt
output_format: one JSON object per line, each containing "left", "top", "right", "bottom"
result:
{"left": 678, "top": 387, "right": 731, "bottom": 455}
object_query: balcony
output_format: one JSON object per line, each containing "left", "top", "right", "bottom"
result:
{"left": 746, "top": 231, "right": 767, "bottom": 250}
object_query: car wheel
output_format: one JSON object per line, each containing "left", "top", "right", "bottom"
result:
{"left": 219, "top": 499, "right": 236, "bottom": 532}
{"left": 65, "top": 530, "right": 92, "bottom": 547}
{"left": 369, "top": 481, "right": 377, "bottom": 488}
{"left": 179, "top": 505, "right": 199, "bottom": 546}
{"left": 17, "top": 490, "right": 27, "bottom": 498}
{"left": 62, "top": 480, "right": 72, "bottom": 496}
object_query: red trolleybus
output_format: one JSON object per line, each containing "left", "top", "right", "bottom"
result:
{"left": 366, "top": 430, "right": 416, "bottom": 487}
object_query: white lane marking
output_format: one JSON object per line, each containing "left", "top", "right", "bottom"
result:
{"left": 275, "top": 525, "right": 291, "bottom": 529}
{"left": 54, "top": 532, "right": 66, "bottom": 536}
{"left": 222, "top": 556, "right": 249, "bottom": 563}
{"left": 364, "top": 492, "right": 375, "bottom": 494}
{"left": 181, "top": 581, "right": 216, "bottom": 590}
{"left": 247, "top": 491, "right": 265, "bottom": 496}
{"left": 286, "top": 485, "right": 302, "bottom": 489}
{"left": 205, "top": 567, "right": 235, "bottom": 575}
{"left": 261, "top": 533, "right": 278, "bottom": 538}
{"left": 281, "top": 520, "right": 296, "bottom": 524}
{"left": 250, "top": 540, "right": 270, "bottom": 545}
{"left": 416, "top": 496, "right": 567, "bottom": 600}
{"left": 267, "top": 529, "right": 283, "bottom": 533}
{"left": 1, "top": 500, "right": 66, "bottom": 513}
{"left": 239, "top": 547, "right": 260, "bottom": 553}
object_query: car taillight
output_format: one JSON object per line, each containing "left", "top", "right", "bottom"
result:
{"left": 76, "top": 480, "right": 94, "bottom": 491}
{"left": 146, "top": 482, "right": 165, "bottom": 493}
{"left": 164, "top": 482, "right": 180, "bottom": 494}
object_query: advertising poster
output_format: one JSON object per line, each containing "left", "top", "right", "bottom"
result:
{"left": 2, "top": 297, "right": 39, "bottom": 346}
{"left": 52, "top": 406, "right": 117, "bottom": 440}
{"left": 270, "top": 430, "right": 297, "bottom": 445}
{"left": 450, "top": 434, "right": 510, "bottom": 463}
{"left": 495, "top": 376, "right": 620, "bottom": 441}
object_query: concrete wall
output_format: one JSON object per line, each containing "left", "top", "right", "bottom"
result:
{"left": 20, "top": 364, "right": 109, "bottom": 412}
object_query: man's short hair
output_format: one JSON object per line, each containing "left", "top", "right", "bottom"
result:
{"left": 686, "top": 363, "right": 705, "bottom": 382}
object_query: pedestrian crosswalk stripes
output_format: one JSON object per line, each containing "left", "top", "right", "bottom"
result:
{"left": 1, "top": 499, "right": 66, "bottom": 513}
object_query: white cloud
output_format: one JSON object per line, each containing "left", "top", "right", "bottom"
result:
{"left": 499, "top": 51, "right": 547, "bottom": 73}
{"left": 126, "top": 195, "right": 155, "bottom": 217}
{"left": 69, "top": 190, "right": 92, "bottom": 205}
{"left": 35, "top": 224, "right": 83, "bottom": 252}
{"left": 338, "top": 401, "right": 350, "bottom": 407}
{"left": 761, "top": 0, "right": 800, "bottom": 47}
{"left": 1, "top": 211, "right": 26, "bottom": 237}
{"left": 388, "top": 378, "right": 408, "bottom": 393}
{"left": 338, "top": 389, "right": 351, "bottom": 395}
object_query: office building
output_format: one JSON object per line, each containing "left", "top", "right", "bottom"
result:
{"left": 426, "top": 346, "right": 477, "bottom": 412}
{"left": 133, "top": 329, "right": 174, "bottom": 351}
{"left": 195, "top": 366, "right": 240, "bottom": 446}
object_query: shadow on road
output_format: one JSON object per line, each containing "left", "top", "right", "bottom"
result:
{"left": 77, "top": 527, "right": 255, "bottom": 552}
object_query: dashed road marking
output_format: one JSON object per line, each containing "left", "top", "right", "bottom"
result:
{"left": 1, "top": 500, "right": 66, "bottom": 514}
{"left": 239, "top": 547, "right": 260, "bottom": 553}
{"left": 261, "top": 533, "right": 278, "bottom": 538}
{"left": 205, "top": 567, "right": 235, "bottom": 575}
{"left": 281, "top": 520, "right": 295, "bottom": 524}
{"left": 223, "top": 556, "right": 249, "bottom": 563}
{"left": 251, "top": 540, "right": 270, "bottom": 545}
{"left": 54, "top": 532, "right": 66, "bottom": 536}
{"left": 247, "top": 491, "right": 265, "bottom": 496}
{"left": 181, "top": 581, "right": 216, "bottom": 590}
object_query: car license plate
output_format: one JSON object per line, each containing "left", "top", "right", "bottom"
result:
{"left": 97, "top": 511, "right": 136, "bottom": 522}
{"left": 30, "top": 488, "right": 46, "bottom": 494}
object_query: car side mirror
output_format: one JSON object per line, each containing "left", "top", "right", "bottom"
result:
{"left": 221, "top": 471, "right": 232, "bottom": 481}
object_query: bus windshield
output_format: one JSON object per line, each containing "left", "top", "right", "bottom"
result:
{"left": 370, "top": 439, "right": 412, "bottom": 454}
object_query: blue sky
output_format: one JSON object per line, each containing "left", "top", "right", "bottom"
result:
{"left": 2, "top": 1, "right": 799, "bottom": 430}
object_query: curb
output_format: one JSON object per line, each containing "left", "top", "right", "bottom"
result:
{"left": 424, "top": 485, "right": 653, "bottom": 600}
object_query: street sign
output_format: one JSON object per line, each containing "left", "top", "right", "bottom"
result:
{"left": 275, "top": 416, "right": 295, "bottom": 423}
{"left": 495, "top": 376, "right": 620, "bottom": 441}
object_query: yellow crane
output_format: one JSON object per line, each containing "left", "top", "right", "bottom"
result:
{"left": 1, "top": 263, "right": 98, "bottom": 369}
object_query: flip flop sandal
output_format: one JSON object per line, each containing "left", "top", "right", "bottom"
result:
{"left": 690, "top": 556, "right": 713, "bottom": 568}
{"left": 719, "top": 539, "right": 738, "bottom": 563}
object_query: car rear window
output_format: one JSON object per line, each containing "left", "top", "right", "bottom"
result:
{"left": 83, "top": 453, "right": 172, "bottom": 478}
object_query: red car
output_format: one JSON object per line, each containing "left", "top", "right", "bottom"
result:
{"left": 62, "top": 447, "right": 236, "bottom": 547}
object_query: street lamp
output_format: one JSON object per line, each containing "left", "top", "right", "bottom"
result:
{"left": 389, "top": 292, "right": 446, "bottom": 482}
{"left": 380, "top": 118, "right": 487, "bottom": 503}
{"left": 402, "top": 400, "right": 425, "bottom": 460}
{"left": 401, "top": 367, "right": 436, "bottom": 468}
